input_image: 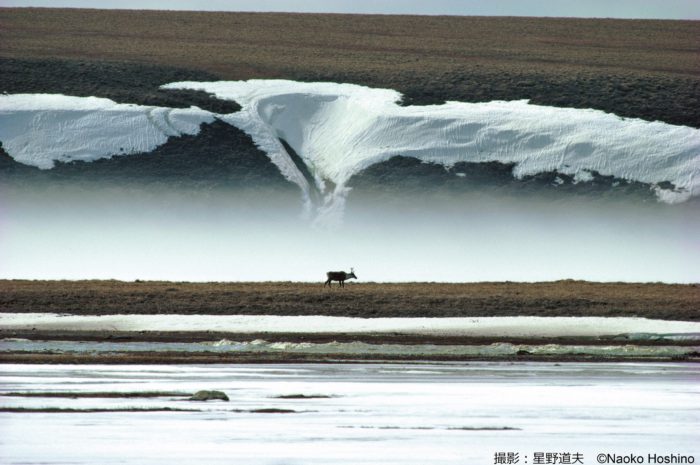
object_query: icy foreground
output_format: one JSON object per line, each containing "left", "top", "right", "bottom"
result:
{"left": 2, "top": 314, "right": 698, "bottom": 339}
{"left": 2, "top": 82, "right": 699, "bottom": 216}
{"left": 164, "top": 80, "right": 700, "bottom": 211}
{"left": 0, "top": 94, "right": 214, "bottom": 169}
{"left": 1, "top": 363, "right": 698, "bottom": 464}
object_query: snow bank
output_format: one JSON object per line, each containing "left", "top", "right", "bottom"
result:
{"left": 164, "top": 80, "right": 700, "bottom": 219}
{"left": 1, "top": 313, "right": 698, "bottom": 339}
{"left": 3, "top": 82, "right": 699, "bottom": 220}
{"left": 0, "top": 94, "right": 214, "bottom": 169}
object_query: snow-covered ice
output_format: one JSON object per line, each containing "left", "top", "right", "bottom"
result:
{"left": 0, "top": 94, "right": 214, "bottom": 169}
{"left": 1, "top": 363, "right": 698, "bottom": 464}
{"left": 1, "top": 313, "right": 698, "bottom": 338}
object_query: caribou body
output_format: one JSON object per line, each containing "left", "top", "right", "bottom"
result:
{"left": 324, "top": 268, "right": 357, "bottom": 287}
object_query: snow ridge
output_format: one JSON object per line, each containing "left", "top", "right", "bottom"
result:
{"left": 164, "top": 80, "right": 700, "bottom": 222}
{"left": 0, "top": 94, "right": 214, "bottom": 169}
{"left": 2, "top": 82, "right": 699, "bottom": 223}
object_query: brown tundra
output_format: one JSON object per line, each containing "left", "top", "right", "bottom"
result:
{"left": 324, "top": 268, "right": 357, "bottom": 287}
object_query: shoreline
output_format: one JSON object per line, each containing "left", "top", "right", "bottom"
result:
{"left": 4, "top": 329, "right": 698, "bottom": 346}
{"left": 3, "top": 319, "right": 698, "bottom": 364}
{"left": 2, "top": 352, "right": 698, "bottom": 365}
{"left": 2, "top": 282, "right": 697, "bottom": 364}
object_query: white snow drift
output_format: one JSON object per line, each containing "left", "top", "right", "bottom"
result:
{"left": 2, "top": 81, "right": 699, "bottom": 219}
{"left": 1, "top": 313, "right": 699, "bottom": 339}
{"left": 0, "top": 94, "right": 214, "bottom": 169}
{"left": 164, "top": 80, "right": 700, "bottom": 215}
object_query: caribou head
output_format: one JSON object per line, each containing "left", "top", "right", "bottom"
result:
{"left": 324, "top": 267, "right": 357, "bottom": 288}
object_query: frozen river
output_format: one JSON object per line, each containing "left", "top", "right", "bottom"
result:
{"left": 1, "top": 362, "right": 698, "bottom": 464}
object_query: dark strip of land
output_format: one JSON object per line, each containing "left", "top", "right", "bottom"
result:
{"left": 1, "top": 351, "right": 696, "bottom": 365}
{"left": 1, "top": 280, "right": 697, "bottom": 321}
{"left": 0, "top": 331, "right": 693, "bottom": 347}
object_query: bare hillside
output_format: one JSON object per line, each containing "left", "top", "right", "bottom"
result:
{"left": 1, "top": 9, "right": 699, "bottom": 126}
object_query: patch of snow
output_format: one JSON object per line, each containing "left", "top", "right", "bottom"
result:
{"left": 1, "top": 313, "right": 699, "bottom": 338}
{"left": 0, "top": 94, "right": 215, "bottom": 169}
{"left": 573, "top": 170, "right": 594, "bottom": 184}
{"left": 164, "top": 80, "right": 700, "bottom": 222}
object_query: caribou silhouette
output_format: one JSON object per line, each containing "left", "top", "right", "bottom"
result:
{"left": 324, "top": 268, "right": 357, "bottom": 288}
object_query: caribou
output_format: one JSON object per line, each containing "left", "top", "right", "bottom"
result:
{"left": 324, "top": 268, "right": 357, "bottom": 288}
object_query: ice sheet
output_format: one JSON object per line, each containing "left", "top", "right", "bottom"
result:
{"left": 1, "top": 363, "right": 698, "bottom": 464}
